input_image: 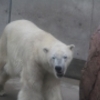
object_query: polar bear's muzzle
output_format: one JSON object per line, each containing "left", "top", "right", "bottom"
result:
{"left": 55, "top": 66, "right": 64, "bottom": 78}
{"left": 55, "top": 66, "right": 62, "bottom": 73}
{"left": 51, "top": 57, "right": 66, "bottom": 78}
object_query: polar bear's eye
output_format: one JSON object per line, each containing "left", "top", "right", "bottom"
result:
{"left": 63, "top": 56, "right": 67, "bottom": 59}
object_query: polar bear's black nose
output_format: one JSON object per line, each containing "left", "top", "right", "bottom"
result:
{"left": 55, "top": 66, "right": 62, "bottom": 73}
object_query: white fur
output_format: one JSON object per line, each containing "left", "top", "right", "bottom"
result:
{"left": 0, "top": 20, "right": 75, "bottom": 100}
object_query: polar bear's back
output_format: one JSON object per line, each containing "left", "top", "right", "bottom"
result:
{"left": 4, "top": 19, "right": 55, "bottom": 46}
{"left": 5, "top": 20, "right": 43, "bottom": 38}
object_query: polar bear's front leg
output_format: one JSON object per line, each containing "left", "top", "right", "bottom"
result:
{"left": 18, "top": 65, "right": 44, "bottom": 100}
{"left": 43, "top": 74, "right": 62, "bottom": 100}
{"left": 18, "top": 86, "right": 44, "bottom": 100}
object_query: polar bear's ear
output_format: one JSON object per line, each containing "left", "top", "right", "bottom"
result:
{"left": 43, "top": 48, "right": 49, "bottom": 53}
{"left": 69, "top": 44, "right": 75, "bottom": 51}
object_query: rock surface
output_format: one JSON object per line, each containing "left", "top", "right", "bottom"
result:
{"left": 80, "top": 27, "right": 100, "bottom": 100}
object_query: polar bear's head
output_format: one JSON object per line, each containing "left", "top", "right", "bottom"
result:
{"left": 43, "top": 43, "right": 75, "bottom": 78}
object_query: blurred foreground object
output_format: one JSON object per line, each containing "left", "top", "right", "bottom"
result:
{"left": 80, "top": 27, "right": 100, "bottom": 100}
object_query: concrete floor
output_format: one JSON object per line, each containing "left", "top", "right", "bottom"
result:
{"left": 0, "top": 78, "right": 79, "bottom": 100}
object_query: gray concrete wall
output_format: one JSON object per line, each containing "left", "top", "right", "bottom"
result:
{"left": 0, "top": 0, "right": 100, "bottom": 60}
{"left": 0, "top": 0, "right": 9, "bottom": 33}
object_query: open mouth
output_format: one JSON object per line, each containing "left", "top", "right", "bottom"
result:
{"left": 56, "top": 72, "right": 64, "bottom": 78}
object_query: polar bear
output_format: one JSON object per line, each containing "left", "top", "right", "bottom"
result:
{"left": 0, "top": 20, "right": 75, "bottom": 100}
